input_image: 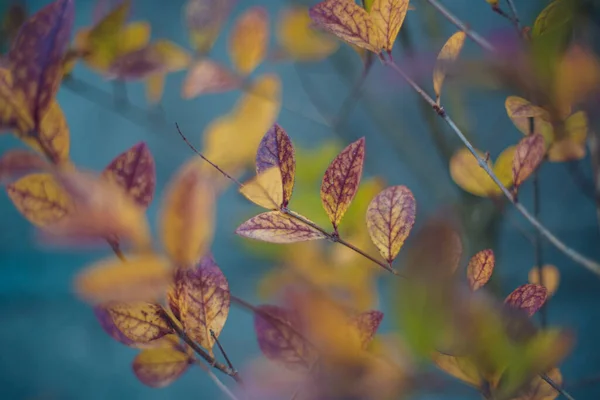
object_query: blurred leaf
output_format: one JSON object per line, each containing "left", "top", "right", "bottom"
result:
{"left": 370, "top": 0, "right": 410, "bottom": 53}
{"left": 548, "top": 111, "right": 587, "bottom": 162}
{"left": 236, "top": 211, "right": 327, "bottom": 244}
{"left": 531, "top": 0, "right": 573, "bottom": 38}
{"left": 467, "top": 249, "right": 495, "bottom": 291}
{"left": 74, "top": 253, "right": 172, "bottom": 304}
{"left": 105, "top": 302, "right": 172, "bottom": 344}
{"left": 7, "top": 0, "right": 74, "bottom": 127}
{"left": 254, "top": 304, "right": 316, "bottom": 370}
{"left": 146, "top": 72, "right": 165, "bottom": 104}
{"left": 102, "top": 141, "right": 156, "bottom": 209}
{"left": 0, "top": 149, "right": 50, "bottom": 185}
{"left": 168, "top": 255, "right": 230, "bottom": 355}
{"left": 105, "top": 45, "right": 164, "bottom": 80}
{"left": 509, "top": 368, "right": 562, "bottom": 400}
{"left": 450, "top": 147, "right": 515, "bottom": 197}
{"left": 6, "top": 172, "right": 72, "bottom": 227}
{"left": 159, "top": 158, "right": 216, "bottom": 268}
{"left": 256, "top": 123, "right": 296, "bottom": 208}
{"left": 350, "top": 310, "right": 384, "bottom": 349}
{"left": 320, "top": 137, "right": 365, "bottom": 229}
{"left": 275, "top": 6, "right": 339, "bottom": 62}
{"left": 505, "top": 284, "right": 548, "bottom": 317}
{"left": 432, "top": 352, "right": 482, "bottom": 387}
{"left": 505, "top": 96, "right": 554, "bottom": 143}
{"left": 366, "top": 185, "right": 416, "bottom": 264}
{"left": 0, "top": 67, "right": 34, "bottom": 132}
{"left": 528, "top": 265, "right": 560, "bottom": 297}
{"left": 513, "top": 134, "right": 545, "bottom": 188}
{"left": 94, "top": 304, "right": 136, "bottom": 347}
{"left": 181, "top": 59, "right": 240, "bottom": 99}
{"left": 433, "top": 31, "right": 466, "bottom": 103}
{"left": 309, "top": 0, "right": 384, "bottom": 54}
{"left": 133, "top": 345, "right": 191, "bottom": 388}
{"left": 228, "top": 7, "right": 268, "bottom": 76}
{"left": 184, "top": 0, "right": 235, "bottom": 55}
{"left": 240, "top": 167, "right": 284, "bottom": 210}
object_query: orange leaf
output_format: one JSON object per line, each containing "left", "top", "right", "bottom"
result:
{"left": 466, "top": 249, "right": 495, "bottom": 291}
{"left": 228, "top": 7, "right": 269, "bottom": 75}
{"left": 513, "top": 134, "right": 545, "bottom": 187}
{"left": 235, "top": 211, "right": 327, "bottom": 244}
{"left": 504, "top": 284, "right": 547, "bottom": 317}
{"left": 528, "top": 265, "right": 560, "bottom": 297}
{"left": 105, "top": 302, "right": 173, "bottom": 344}
{"left": 433, "top": 31, "right": 466, "bottom": 102}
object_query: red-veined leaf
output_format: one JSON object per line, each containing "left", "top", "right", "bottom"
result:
{"left": 350, "top": 310, "right": 384, "bottom": 349}
{"left": 505, "top": 284, "right": 548, "bottom": 317}
{"left": 256, "top": 123, "right": 295, "bottom": 208}
{"left": 466, "top": 249, "right": 495, "bottom": 291}
{"left": 512, "top": 134, "right": 546, "bottom": 188}
{"left": 235, "top": 211, "right": 327, "bottom": 244}
{"left": 104, "top": 302, "right": 172, "bottom": 344}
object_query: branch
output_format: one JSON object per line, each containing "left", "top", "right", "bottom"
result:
{"left": 210, "top": 329, "right": 242, "bottom": 384}
{"left": 382, "top": 58, "right": 600, "bottom": 276}
{"left": 194, "top": 360, "right": 241, "bottom": 400}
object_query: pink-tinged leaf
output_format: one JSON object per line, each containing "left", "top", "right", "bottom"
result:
{"left": 133, "top": 345, "right": 191, "bottom": 388}
{"left": 102, "top": 141, "right": 156, "bottom": 209}
{"left": 254, "top": 304, "right": 316, "bottom": 371}
{"left": 466, "top": 249, "right": 495, "bottom": 291}
{"left": 505, "top": 284, "right": 548, "bottom": 317}
{"left": 366, "top": 185, "right": 416, "bottom": 264}
{"left": 185, "top": 0, "right": 236, "bottom": 54}
{"left": 0, "top": 149, "right": 50, "bottom": 185}
{"left": 235, "top": 211, "right": 327, "bottom": 244}
{"left": 8, "top": 0, "right": 74, "bottom": 127}
{"left": 106, "top": 46, "right": 164, "bottom": 80}
{"left": 181, "top": 59, "right": 240, "bottom": 99}
{"left": 94, "top": 305, "right": 136, "bottom": 347}
{"left": 256, "top": 124, "right": 296, "bottom": 207}
{"left": 93, "top": 0, "right": 130, "bottom": 25}
{"left": 350, "top": 310, "right": 384, "bottom": 349}
{"left": 320, "top": 137, "right": 365, "bottom": 229}
{"left": 309, "top": 0, "right": 383, "bottom": 53}
{"left": 168, "top": 255, "right": 230, "bottom": 355}
{"left": 105, "top": 302, "right": 173, "bottom": 344}
{"left": 512, "top": 134, "right": 545, "bottom": 188}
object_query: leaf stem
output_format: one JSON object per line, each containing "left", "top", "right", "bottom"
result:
{"left": 505, "top": 0, "right": 522, "bottom": 31}
{"left": 194, "top": 360, "right": 241, "bottom": 400}
{"left": 160, "top": 308, "right": 242, "bottom": 384}
{"left": 541, "top": 373, "right": 576, "bottom": 400}
{"left": 210, "top": 329, "right": 242, "bottom": 384}
{"left": 382, "top": 58, "right": 600, "bottom": 277}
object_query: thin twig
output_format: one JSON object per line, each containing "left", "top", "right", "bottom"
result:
{"left": 210, "top": 329, "right": 242, "bottom": 383}
{"left": 175, "top": 125, "right": 398, "bottom": 275}
{"left": 423, "top": 0, "right": 495, "bottom": 52}
{"left": 383, "top": 58, "right": 600, "bottom": 276}
{"left": 160, "top": 309, "right": 242, "bottom": 384}
{"left": 505, "top": 0, "right": 522, "bottom": 31}
{"left": 541, "top": 373, "right": 576, "bottom": 400}
{"left": 194, "top": 360, "right": 241, "bottom": 400}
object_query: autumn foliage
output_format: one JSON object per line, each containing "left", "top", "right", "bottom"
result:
{"left": 1, "top": 0, "right": 599, "bottom": 399}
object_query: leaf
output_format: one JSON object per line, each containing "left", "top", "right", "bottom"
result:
{"left": 513, "top": 134, "right": 545, "bottom": 187}
{"left": 276, "top": 6, "right": 339, "bottom": 62}
{"left": 8, "top": 0, "right": 74, "bottom": 126}
{"left": 309, "top": 0, "right": 384, "bottom": 54}
{"left": 528, "top": 265, "right": 560, "bottom": 297}
{"left": 256, "top": 123, "right": 296, "bottom": 207}
{"left": 145, "top": 72, "right": 165, "bottom": 104}
{"left": 510, "top": 368, "right": 562, "bottom": 400}
{"left": 433, "top": 31, "right": 466, "bottom": 102}
{"left": 253, "top": 304, "right": 316, "bottom": 370}
{"left": 240, "top": 167, "right": 284, "bottom": 210}
{"left": 153, "top": 40, "right": 191, "bottom": 73}
{"left": 181, "top": 59, "right": 240, "bottom": 99}
{"left": 547, "top": 111, "right": 587, "bottom": 162}
{"left": 168, "top": 255, "right": 230, "bottom": 354}
{"left": 0, "top": 149, "right": 50, "bottom": 185}
{"left": 466, "top": 249, "right": 495, "bottom": 291}
{"left": 18, "top": 100, "right": 70, "bottom": 163}
{"left": 74, "top": 253, "right": 172, "bottom": 304}
{"left": 84, "top": 1, "right": 130, "bottom": 71}
{"left": 369, "top": 0, "right": 410, "bottom": 53}
{"left": 505, "top": 284, "right": 548, "bottom": 317}
{"left": 185, "top": 0, "right": 235, "bottom": 55}
{"left": 236, "top": 211, "right": 327, "bottom": 244}
{"left": 0, "top": 68, "right": 34, "bottom": 133}
{"left": 159, "top": 159, "right": 216, "bottom": 267}
{"left": 350, "top": 310, "right": 384, "bottom": 349}
{"left": 94, "top": 305, "right": 136, "bottom": 347}
{"left": 228, "top": 7, "right": 269, "bottom": 75}
{"left": 320, "top": 137, "right": 365, "bottom": 229}
{"left": 119, "top": 21, "right": 151, "bottom": 54}
{"left": 105, "top": 45, "right": 164, "bottom": 80}
{"left": 102, "top": 141, "right": 156, "bottom": 209}
{"left": 6, "top": 172, "right": 72, "bottom": 227}
{"left": 366, "top": 185, "right": 416, "bottom": 264}
{"left": 505, "top": 96, "right": 553, "bottom": 142}
{"left": 450, "top": 147, "right": 515, "bottom": 197}
{"left": 432, "top": 352, "right": 482, "bottom": 387}
{"left": 531, "top": 0, "right": 573, "bottom": 38}
{"left": 105, "top": 302, "right": 173, "bottom": 343}
{"left": 133, "top": 346, "right": 191, "bottom": 388}
{"left": 554, "top": 45, "right": 600, "bottom": 117}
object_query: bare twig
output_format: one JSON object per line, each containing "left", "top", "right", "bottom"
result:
{"left": 541, "top": 373, "right": 576, "bottom": 400}
{"left": 210, "top": 329, "right": 242, "bottom": 383}
{"left": 383, "top": 58, "right": 600, "bottom": 276}
{"left": 505, "top": 0, "right": 522, "bottom": 31}
{"left": 194, "top": 360, "right": 241, "bottom": 400}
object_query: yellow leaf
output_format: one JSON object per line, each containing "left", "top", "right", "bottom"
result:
{"left": 309, "top": 0, "right": 384, "bottom": 54}
{"left": 505, "top": 96, "right": 554, "bottom": 144}
{"left": 119, "top": 21, "right": 151, "bottom": 54}
{"left": 432, "top": 352, "right": 482, "bottom": 387}
{"left": 370, "top": 0, "right": 410, "bottom": 53}
{"left": 449, "top": 148, "right": 496, "bottom": 197}
{"left": 106, "top": 302, "right": 173, "bottom": 343}
{"left": 528, "top": 265, "right": 560, "bottom": 297}
{"left": 547, "top": 111, "right": 587, "bottom": 162}
{"left": 228, "top": 7, "right": 269, "bottom": 75}
{"left": 18, "top": 100, "right": 70, "bottom": 163}
{"left": 510, "top": 368, "right": 562, "bottom": 400}
{"left": 133, "top": 345, "right": 191, "bottom": 388}
{"left": 159, "top": 159, "right": 216, "bottom": 268}
{"left": 6, "top": 172, "right": 72, "bottom": 227}
{"left": 276, "top": 7, "right": 339, "bottom": 61}
{"left": 236, "top": 211, "right": 327, "bottom": 244}
{"left": 0, "top": 68, "right": 34, "bottom": 133}
{"left": 146, "top": 73, "right": 165, "bottom": 104}
{"left": 492, "top": 145, "right": 517, "bottom": 188}
{"left": 153, "top": 40, "right": 191, "bottom": 72}
{"left": 74, "top": 253, "right": 172, "bottom": 304}
{"left": 554, "top": 44, "right": 600, "bottom": 116}
{"left": 433, "top": 31, "right": 466, "bottom": 102}
{"left": 240, "top": 167, "right": 284, "bottom": 210}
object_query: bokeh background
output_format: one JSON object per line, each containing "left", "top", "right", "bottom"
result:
{"left": 1, "top": 0, "right": 600, "bottom": 399}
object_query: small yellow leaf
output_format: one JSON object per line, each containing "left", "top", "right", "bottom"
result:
{"left": 528, "top": 265, "right": 560, "bottom": 297}
{"left": 554, "top": 45, "right": 600, "bottom": 116}
{"left": 433, "top": 31, "right": 466, "bottom": 102}
{"left": 547, "top": 111, "right": 587, "bottom": 162}
{"left": 276, "top": 7, "right": 339, "bottom": 61}
{"left": 449, "top": 148, "right": 496, "bottom": 197}
{"left": 370, "top": 0, "right": 410, "bottom": 53}
{"left": 153, "top": 40, "right": 191, "bottom": 72}
{"left": 146, "top": 73, "right": 165, "bottom": 104}
{"left": 505, "top": 96, "right": 554, "bottom": 143}
{"left": 106, "top": 302, "right": 172, "bottom": 344}
{"left": 492, "top": 145, "right": 517, "bottom": 188}
{"left": 6, "top": 172, "right": 72, "bottom": 227}
{"left": 19, "top": 100, "right": 70, "bottom": 164}
{"left": 432, "top": 352, "right": 482, "bottom": 387}
{"left": 467, "top": 249, "right": 495, "bottom": 291}
{"left": 159, "top": 159, "right": 216, "bottom": 268}
{"left": 240, "top": 167, "right": 284, "bottom": 210}
{"left": 133, "top": 345, "right": 191, "bottom": 388}
{"left": 75, "top": 253, "right": 172, "bottom": 304}
{"left": 120, "top": 21, "right": 151, "bottom": 54}
{"left": 228, "top": 7, "right": 269, "bottom": 75}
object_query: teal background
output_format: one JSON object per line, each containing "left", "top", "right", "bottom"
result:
{"left": 1, "top": 0, "right": 600, "bottom": 399}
